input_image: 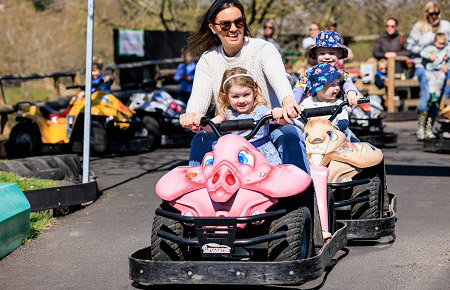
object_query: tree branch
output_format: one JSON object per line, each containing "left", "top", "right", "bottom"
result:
{"left": 160, "top": 0, "right": 171, "bottom": 31}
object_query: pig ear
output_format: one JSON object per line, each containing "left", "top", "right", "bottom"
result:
{"left": 155, "top": 166, "right": 205, "bottom": 201}
{"left": 242, "top": 165, "right": 312, "bottom": 198}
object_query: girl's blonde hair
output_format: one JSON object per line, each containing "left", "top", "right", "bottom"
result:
{"left": 217, "top": 67, "right": 267, "bottom": 119}
{"left": 417, "top": 1, "right": 441, "bottom": 33}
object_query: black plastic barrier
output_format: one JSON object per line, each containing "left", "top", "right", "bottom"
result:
{"left": 23, "top": 181, "right": 99, "bottom": 212}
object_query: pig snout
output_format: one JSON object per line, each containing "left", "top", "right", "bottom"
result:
{"left": 206, "top": 165, "right": 240, "bottom": 202}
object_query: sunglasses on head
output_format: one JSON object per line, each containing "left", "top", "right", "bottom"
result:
{"left": 427, "top": 11, "right": 440, "bottom": 16}
{"left": 213, "top": 17, "right": 245, "bottom": 31}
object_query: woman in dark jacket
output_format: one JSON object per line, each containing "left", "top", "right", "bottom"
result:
{"left": 373, "top": 18, "right": 411, "bottom": 60}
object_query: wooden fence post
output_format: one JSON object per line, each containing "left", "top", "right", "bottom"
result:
{"left": 52, "top": 77, "right": 60, "bottom": 100}
{"left": 386, "top": 56, "right": 395, "bottom": 113}
{"left": 0, "top": 80, "right": 11, "bottom": 136}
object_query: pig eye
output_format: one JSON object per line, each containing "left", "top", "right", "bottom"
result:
{"left": 327, "top": 131, "right": 337, "bottom": 141}
{"left": 238, "top": 151, "right": 255, "bottom": 167}
{"left": 203, "top": 154, "right": 214, "bottom": 166}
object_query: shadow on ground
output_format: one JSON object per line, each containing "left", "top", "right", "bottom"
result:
{"left": 386, "top": 164, "right": 450, "bottom": 177}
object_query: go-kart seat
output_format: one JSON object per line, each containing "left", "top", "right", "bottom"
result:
{"left": 40, "top": 104, "right": 73, "bottom": 120}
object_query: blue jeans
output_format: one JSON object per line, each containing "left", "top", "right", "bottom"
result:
{"left": 417, "top": 66, "right": 430, "bottom": 112}
{"left": 417, "top": 66, "right": 448, "bottom": 116}
{"left": 189, "top": 124, "right": 311, "bottom": 174}
{"left": 444, "top": 69, "right": 450, "bottom": 100}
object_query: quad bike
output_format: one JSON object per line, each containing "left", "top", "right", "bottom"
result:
{"left": 129, "top": 115, "right": 347, "bottom": 286}
{"left": 424, "top": 106, "right": 450, "bottom": 153}
{"left": 348, "top": 95, "right": 397, "bottom": 148}
{"left": 6, "top": 89, "right": 154, "bottom": 157}
{"left": 302, "top": 97, "right": 397, "bottom": 240}
{"left": 127, "top": 82, "right": 194, "bottom": 147}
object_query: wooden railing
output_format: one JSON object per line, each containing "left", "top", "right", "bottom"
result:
{"left": 386, "top": 56, "right": 449, "bottom": 113}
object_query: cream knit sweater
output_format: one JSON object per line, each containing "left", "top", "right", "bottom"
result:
{"left": 186, "top": 37, "right": 293, "bottom": 114}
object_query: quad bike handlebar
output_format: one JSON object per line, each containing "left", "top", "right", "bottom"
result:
{"left": 301, "top": 97, "right": 370, "bottom": 122}
{"left": 200, "top": 114, "right": 273, "bottom": 140}
{"left": 199, "top": 97, "right": 370, "bottom": 140}
{"left": 14, "top": 101, "right": 35, "bottom": 111}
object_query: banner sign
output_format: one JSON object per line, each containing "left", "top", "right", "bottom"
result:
{"left": 119, "top": 29, "right": 145, "bottom": 57}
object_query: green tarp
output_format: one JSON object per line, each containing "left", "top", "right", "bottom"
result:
{"left": 0, "top": 183, "right": 30, "bottom": 259}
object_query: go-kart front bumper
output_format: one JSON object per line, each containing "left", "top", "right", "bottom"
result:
{"left": 129, "top": 222, "right": 347, "bottom": 286}
{"left": 338, "top": 193, "right": 397, "bottom": 240}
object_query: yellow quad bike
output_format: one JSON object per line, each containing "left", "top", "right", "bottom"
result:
{"left": 301, "top": 97, "right": 396, "bottom": 240}
{"left": 6, "top": 90, "right": 153, "bottom": 157}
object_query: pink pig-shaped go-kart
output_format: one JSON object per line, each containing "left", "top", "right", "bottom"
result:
{"left": 149, "top": 115, "right": 337, "bottom": 263}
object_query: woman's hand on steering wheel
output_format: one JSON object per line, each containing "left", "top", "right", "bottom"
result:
{"left": 180, "top": 113, "right": 203, "bottom": 131}
{"left": 281, "top": 95, "right": 301, "bottom": 124}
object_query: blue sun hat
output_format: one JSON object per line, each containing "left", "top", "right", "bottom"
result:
{"left": 307, "top": 30, "right": 349, "bottom": 60}
{"left": 307, "top": 63, "right": 342, "bottom": 95}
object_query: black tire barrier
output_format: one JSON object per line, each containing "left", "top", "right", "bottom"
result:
{"left": 0, "top": 154, "right": 82, "bottom": 183}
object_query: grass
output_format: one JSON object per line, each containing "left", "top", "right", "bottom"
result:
{"left": 3, "top": 84, "right": 53, "bottom": 106}
{"left": 0, "top": 171, "right": 57, "bottom": 242}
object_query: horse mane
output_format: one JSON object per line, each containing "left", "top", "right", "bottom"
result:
{"left": 304, "top": 118, "right": 333, "bottom": 130}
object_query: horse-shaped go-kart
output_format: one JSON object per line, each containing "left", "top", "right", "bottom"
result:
{"left": 301, "top": 98, "right": 397, "bottom": 240}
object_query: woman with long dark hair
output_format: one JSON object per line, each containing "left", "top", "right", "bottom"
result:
{"left": 180, "top": 0, "right": 309, "bottom": 173}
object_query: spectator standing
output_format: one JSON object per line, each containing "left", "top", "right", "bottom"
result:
{"left": 302, "top": 22, "right": 320, "bottom": 50}
{"left": 407, "top": 1, "right": 450, "bottom": 140}
{"left": 373, "top": 18, "right": 411, "bottom": 60}
{"left": 174, "top": 47, "right": 196, "bottom": 104}
{"left": 257, "top": 19, "right": 282, "bottom": 54}
{"left": 419, "top": 33, "right": 450, "bottom": 137}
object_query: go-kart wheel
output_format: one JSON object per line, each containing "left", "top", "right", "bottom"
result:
{"left": 268, "top": 206, "right": 312, "bottom": 261}
{"left": 150, "top": 214, "right": 186, "bottom": 261}
{"left": 143, "top": 116, "right": 160, "bottom": 148}
{"left": 327, "top": 187, "right": 336, "bottom": 234}
{"left": 90, "top": 121, "right": 107, "bottom": 153}
{"left": 7, "top": 122, "right": 42, "bottom": 157}
{"left": 351, "top": 167, "right": 383, "bottom": 219}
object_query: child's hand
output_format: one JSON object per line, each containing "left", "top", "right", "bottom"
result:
{"left": 429, "top": 53, "right": 437, "bottom": 62}
{"left": 444, "top": 54, "right": 449, "bottom": 62}
{"left": 102, "top": 74, "right": 113, "bottom": 82}
{"left": 441, "top": 64, "right": 448, "bottom": 73}
{"left": 346, "top": 91, "right": 360, "bottom": 107}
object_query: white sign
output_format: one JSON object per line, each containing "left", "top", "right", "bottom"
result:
{"left": 119, "top": 29, "right": 144, "bottom": 57}
{"left": 201, "top": 243, "right": 231, "bottom": 254}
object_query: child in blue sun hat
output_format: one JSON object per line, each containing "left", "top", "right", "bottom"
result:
{"left": 300, "top": 63, "right": 359, "bottom": 142}
{"left": 294, "top": 30, "right": 360, "bottom": 107}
